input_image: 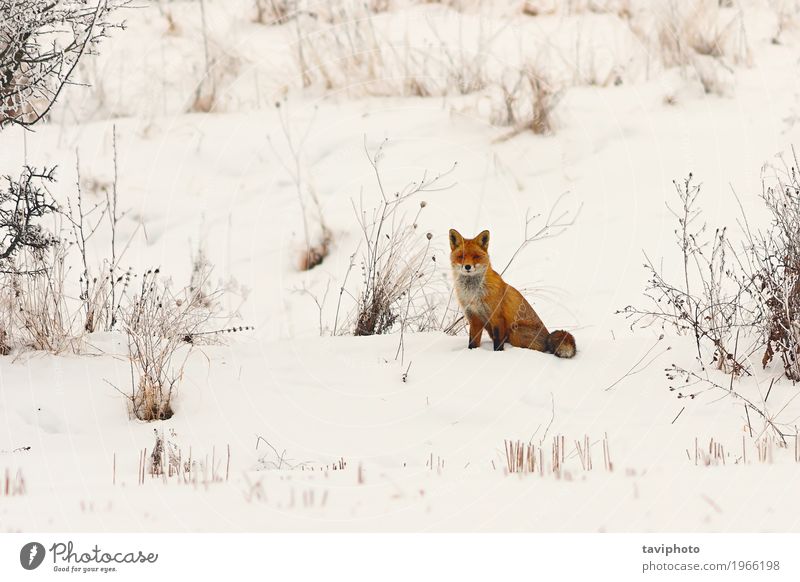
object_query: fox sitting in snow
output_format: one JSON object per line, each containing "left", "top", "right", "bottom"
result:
{"left": 449, "top": 228, "right": 576, "bottom": 358}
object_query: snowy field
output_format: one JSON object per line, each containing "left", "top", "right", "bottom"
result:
{"left": 3, "top": 0, "right": 800, "bottom": 532}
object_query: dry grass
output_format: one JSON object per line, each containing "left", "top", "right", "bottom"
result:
{"left": 688, "top": 434, "right": 800, "bottom": 466}
{"left": 290, "top": 1, "right": 495, "bottom": 99}
{"left": 128, "top": 429, "right": 230, "bottom": 486}
{"left": 1, "top": 245, "right": 81, "bottom": 354}
{"left": 1, "top": 468, "right": 26, "bottom": 496}
{"left": 293, "top": 4, "right": 392, "bottom": 94}
{"left": 253, "top": 0, "right": 293, "bottom": 25}
{"left": 503, "top": 433, "right": 613, "bottom": 476}
{"left": 653, "top": 0, "right": 750, "bottom": 95}
{"left": 492, "top": 65, "right": 562, "bottom": 140}
{"left": 770, "top": 0, "right": 800, "bottom": 44}
{"left": 270, "top": 102, "right": 334, "bottom": 271}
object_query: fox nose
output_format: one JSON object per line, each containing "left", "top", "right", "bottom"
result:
{"left": 464, "top": 264, "right": 472, "bottom": 271}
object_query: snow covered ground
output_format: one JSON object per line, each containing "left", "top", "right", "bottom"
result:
{"left": 3, "top": 0, "right": 800, "bottom": 532}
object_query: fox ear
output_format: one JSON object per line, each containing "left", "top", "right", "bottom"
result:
{"left": 476, "top": 230, "right": 490, "bottom": 250}
{"left": 449, "top": 229, "right": 464, "bottom": 250}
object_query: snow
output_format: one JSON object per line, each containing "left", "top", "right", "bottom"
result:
{"left": 2, "top": 0, "right": 800, "bottom": 532}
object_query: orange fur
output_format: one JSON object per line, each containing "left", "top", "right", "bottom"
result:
{"left": 449, "top": 228, "right": 576, "bottom": 358}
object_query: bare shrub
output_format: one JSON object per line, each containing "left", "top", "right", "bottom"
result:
{"left": 651, "top": 0, "right": 750, "bottom": 95}
{"left": 122, "top": 270, "right": 208, "bottom": 421}
{"left": 492, "top": 65, "right": 562, "bottom": 140}
{"left": 0, "top": 291, "right": 10, "bottom": 355}
{"left": 620, "top": 175, "right": 754, "bottom": 375}
{"left": 270, "top": 102, "right": 332, "bottom": 271}
{"left": 189, "top": 246, "right": 215, "bottom": 308}
{"left": 747, "top": 150, "right": 800, "bottom": 381}
{"left": 623, "top": 155, "right": 800, "bottom": 443}
{"left": 253, "top": 0, "right": 293, "bottom": 25}
{"left": 350, "top": 139, "right": 455, "bottom": 337}
{"left": 656, "top": 0, "right": 750, "bottom": 68}
{"left": 0, "top": 164, "right": 122, "bottom": 353}
{"left": 68, "top": 130, "right": 135, "bottom": 334}
{"left": 67, "top": 170, "right": 116, "bottom": 334}
{"left": 8, "top": 244, "right": 80, "bottom": 353}
{"left": 189, "top": 46, "right": 242, "bottom": 114}
{"left": 121, "top": 257, "right": 249, "bottom": 421}
{"left": 290, "top": 2, "right": 496, "bottom": 98}
{"left": 770, "top": 0, "right": 800, "bottom": 44}
{"left": 666, "top": 365, "right": 788, "bottom": 443}
{"left": 0, "top": 0, "right": 125, "bottom": 128}
{"left": 427, "top": 13, "right": 502, "bottom": 96}
{"left": 693, "top": 53, "right": 734, "bottom": 96}
{"left": 0, "top": 167, "right": 73, "bottom": 353}
{"left": 0, "top": 167, "right": 60, "bottom": 268}
{"left": 158, "top": 5, "right": 181, "bottom": 36}
{"left": 292, "top": 2, "right": 414, "bottom": 95}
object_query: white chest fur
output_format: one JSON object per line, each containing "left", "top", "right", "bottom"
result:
{"left": 454, "top": 273, "right": 489, "bottom": 321}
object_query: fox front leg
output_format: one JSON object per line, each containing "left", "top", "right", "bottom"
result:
{"left": 467, "top": 314, "right": 484, "bottom": 349}
{"left": 491, "top": 323, "right": 508, "bottom": 352}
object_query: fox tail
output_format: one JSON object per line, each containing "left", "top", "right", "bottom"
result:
{"left": 546, "top": 330, "right": 576, "bottom": 359}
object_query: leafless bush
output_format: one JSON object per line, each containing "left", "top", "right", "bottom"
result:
{"left": 67, "top": 130, "right": 135, "bottom": 334}
{"left": 666, "top": 365, "right": 788, "bottom": 444}
{"left": 0, "top": 167, "right": 75, "bottom": 353}
{"left": 620, "top": 174, "right": 755, "bottom": 375}
{"left": 122, "top": 270, "right": 208, "bottom": 421}
{"left": 656, "top": 0, "right": 751, "bottom": 67}
{"left": 349, "top": 139, "right": 455, "bottom": 337}
{"left": 426, "top": 13, "right": 503, "bottom": 96}
{"left": 692, "top": 54, "right": 733, "bottom": 96}
{"left": 269, "top": 102, "right": 332, "bottom": 271}
{"left": 0, "top": 0, "right": 125, "bottom": 128}
{"left": 745, "top": 150, "right": 800, "bottom": 381}
{"left": 6, "top": 244, "right": 80, "bottom": 353}
{"left": 158, "top": 4, "right": 181, "bottom": 35}
{"left": 292, "top": 2, "right": 393, "bottom": 93}
{"left": 651, "top": 0, "right": 750, "bottom": 95}
{"left": 770, "top": 0, "right": 800, "bottom": 44}
{"left": 121, "top": 257, "right": 250, "bottom": 421}
{"left": 67, "top": 175, "right": 117, "bottom": 334}
{"left": 523, "top": 0, "right": 634, "bottom": 17}
{"left": 492, "top": 65, "right": 563, "bottom": 140}
{"left": 290, "top": 2, "right": 495, "bottom": 98}
{"left": 253, "top": 0, "right": 395, "bottom": 27}
{"left": 0, "top": 165, "right": 117, "bottom": 353}
{"left": 0, "top": 167, "right": 59, "bottom": 270}
{"left": 122, "top": 271, "right": 182, "bottom": 420}
{"left": 253, "top": 0, "right": 293, "bottom": 25}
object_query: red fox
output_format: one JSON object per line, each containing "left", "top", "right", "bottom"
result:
{"left": 449, "top": 228, "right": 576, "bottom": 357}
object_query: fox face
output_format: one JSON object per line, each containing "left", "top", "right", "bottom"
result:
{"left": 449, "top": 229, "right": 490, "bottom": 278}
